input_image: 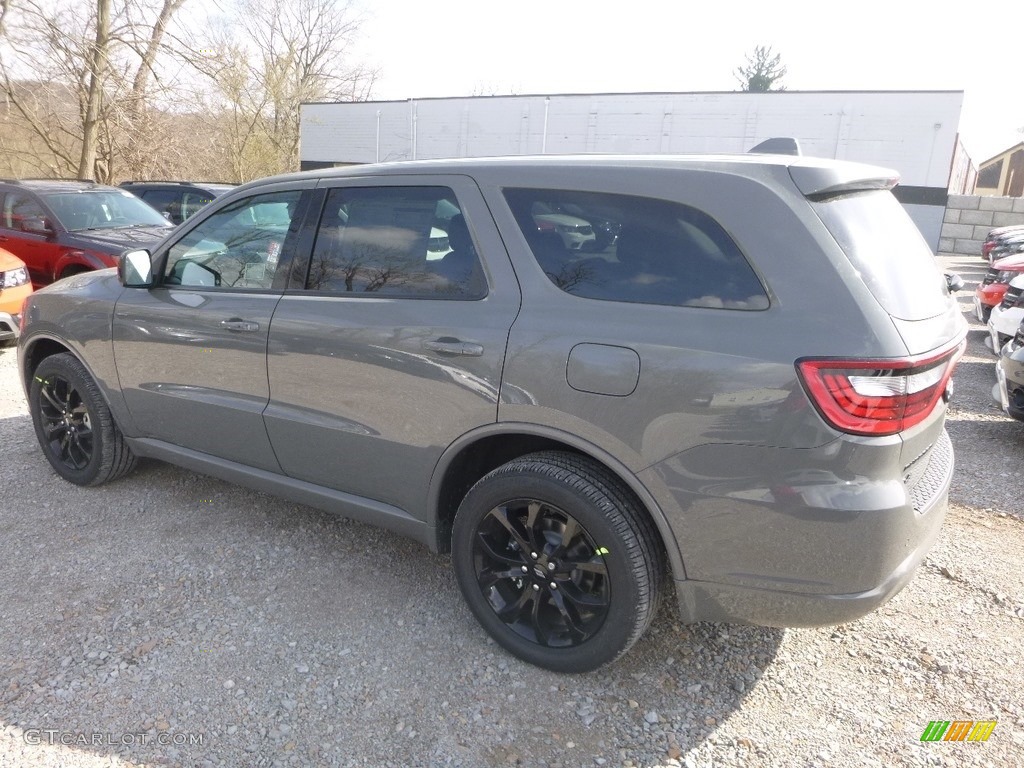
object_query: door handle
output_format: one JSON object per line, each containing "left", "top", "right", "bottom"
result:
{"left": 221, "top": 318, "right": 260, "bottom": 332}
{"left": 424, "top": 339, "right": 484, "bottom": 357}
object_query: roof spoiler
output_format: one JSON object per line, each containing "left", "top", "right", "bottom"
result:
{"left": 748, "top": 137, "right": 801, "bottom": 156}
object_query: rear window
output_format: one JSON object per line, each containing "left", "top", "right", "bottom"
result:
{"left": 811, "top": 191, "right": 948, "bottom": 321}
{"left": 504, "top": 188, "right": 768, "bottom": 310}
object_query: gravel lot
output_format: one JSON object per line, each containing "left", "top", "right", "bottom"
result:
{"left": 1, "top": 252, "right": 1022, "bottom": 768}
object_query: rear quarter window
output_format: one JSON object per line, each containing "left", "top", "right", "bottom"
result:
{"left": 504, "top": 188, "right": 768, "bottom": 310}
{"left": 811, "top": 191, "right": 948, "bottom": 321}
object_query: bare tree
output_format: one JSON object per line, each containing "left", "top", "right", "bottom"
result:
{"left": 182, "top": 0, "right": 376, "bottom": 181}
{"left": 734, "top": 45, "right": 787, "bottom": 93}
{"left": 0, "top": 0, "right": 191, "bottom": 181}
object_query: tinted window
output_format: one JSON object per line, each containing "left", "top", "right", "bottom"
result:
{"left": 811, "top": 191, "right": 948, "bottom": 321}
{"left": 305, "top": 186, "right": 485, "bottom": 299}
{"left": 182, "top": 191, "right": 217, "bottom": 220}
{"left": 140, "top": 189, "right": 180, "bottom": 221}
{"left": 164, "top": 190, "right": 301, "bottom": 290}
{"left": 504, "top": 189, "right": 768, "bottom": 310}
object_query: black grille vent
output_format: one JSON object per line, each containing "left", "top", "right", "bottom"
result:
{"left": 908, "top": 430, "right": 953, "bottom": 514}
{"left": 982, "top": 267, "right": 998, "bottom": 286}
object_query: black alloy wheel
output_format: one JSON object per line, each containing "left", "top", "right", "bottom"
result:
{"left": 29, "top": 353, "right": 137, "bottom": 486}
{"left": 472, "top": 498, "right": 610, "bottom": 648}
{"left": 36, "top": 372, "right": 93, "bottom": 471}
{"left": 452, "top": 451, "right": 663, "bottom": 673}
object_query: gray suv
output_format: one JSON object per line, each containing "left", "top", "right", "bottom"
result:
{"left": 18, "top": 153, "right": 967, "bottom": 672}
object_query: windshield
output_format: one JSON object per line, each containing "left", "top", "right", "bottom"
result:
{"left": 44, "top": 190, "right": 171, "bottom": 231}
{"left": 811, "top": 190, "right": 948, "bottom": 321}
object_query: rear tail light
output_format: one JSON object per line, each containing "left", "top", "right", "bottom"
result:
{"left": 797, "top": 342, "right": 965, "bottom": 436}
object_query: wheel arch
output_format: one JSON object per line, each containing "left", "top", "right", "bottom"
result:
{"left": 19, "top": 334, "right": 128, "bottom": 432}
{"left": 19, "top": 335, "right": 77, "bottom": 394}
{"left": 427, "top": 422, "right": 686, "bottom": 582}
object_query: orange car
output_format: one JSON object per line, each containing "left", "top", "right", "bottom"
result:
{"left": 0, "top": 247, "right": 33, "bottom": 347}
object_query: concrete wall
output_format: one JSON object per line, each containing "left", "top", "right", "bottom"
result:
{"left": 938, "top": 195, "right": 1024, "bottom": 255}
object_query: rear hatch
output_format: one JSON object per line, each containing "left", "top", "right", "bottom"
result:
{"left": 791, "top": 165, "right": 966, "bottom": 510}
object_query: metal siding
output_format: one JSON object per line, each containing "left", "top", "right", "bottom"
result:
{"left": 302, "top": 92, "right": 962, "bottom": 187}
{"left": 301, "top": 91, "right": 964, "bottom": 245}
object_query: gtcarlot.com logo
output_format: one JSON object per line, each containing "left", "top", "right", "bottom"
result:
{"left": 23, "top": 730, "right": 204, "bottom": 747}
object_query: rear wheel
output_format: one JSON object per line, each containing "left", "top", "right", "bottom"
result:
{"left": 29, "top": 353, "right": 137, "bottom": 486}
{"left": 452, "top": 451, "right": 663, "bottom": 672}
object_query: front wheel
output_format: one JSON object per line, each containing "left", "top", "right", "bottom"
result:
{"left": 452, "top": 451, "right": 663, "bottom": 672}
{"left": 29, "top": 353, "right": 137, "bottom": 486}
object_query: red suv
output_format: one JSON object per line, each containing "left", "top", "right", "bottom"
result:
{"left": 0, "top": 180, "right": 173, "bottom": 287}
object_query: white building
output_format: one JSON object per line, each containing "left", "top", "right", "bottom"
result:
{"left": 300, "top": 90, "right": 966, "bottom": 249}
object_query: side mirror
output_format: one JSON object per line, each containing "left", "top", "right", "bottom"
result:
{"left": 945, "top": 273, "right": 965, "bottom": 293}
{"left": 21, "top": 216, "right": 53, "bottom": 236}
{"left": 119, "top": 249, "right": 154, "bottom": 287}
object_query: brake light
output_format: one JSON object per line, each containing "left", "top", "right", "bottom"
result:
{"left": 797, "top": 342, "right": 965, "bottom": 436}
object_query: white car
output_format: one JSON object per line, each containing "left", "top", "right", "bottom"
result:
{"left": 531, "top": 203, "right": 597, "bottom": 250}
{"left": 988, "top": 273, "right": 1024, "bottom": 353}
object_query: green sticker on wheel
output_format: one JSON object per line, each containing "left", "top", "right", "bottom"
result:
{"left": 595, "top": 546, "right": 610, "bottom": 556}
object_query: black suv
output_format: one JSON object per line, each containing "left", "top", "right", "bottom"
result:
{"left": 120, "top": 181, "right": 234, "bottom": 226}
{"left": 0, "top": 179, "right": 173, "bottom": 287}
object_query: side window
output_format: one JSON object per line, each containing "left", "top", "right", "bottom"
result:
{"left": 182, "top": 192, "right": 216, "bottom": 221}
{"left": 164, "top": 190, "right": 301, "bottom": 290}
{"left": 504, "top": 188, "right": 769, "bottom": 310}
{"left": 305, "top": 186, "right": 486, "bottom": 299}
{"left": 140, "top": 189, "right": 180, "bottom": 222}
{"left": 3, "top": 192, "right": 47, "bottom": 231}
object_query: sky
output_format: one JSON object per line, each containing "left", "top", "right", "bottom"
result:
{"left": 351, "top": 0, "right": 1024, "bottom": 165}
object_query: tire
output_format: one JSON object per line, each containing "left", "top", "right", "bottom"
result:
{"left": 59, "top": 267, "right": 89, "bottom": 281}
{"left": 29, "top": 353, "right": 137, "bottom": 486}
{"left": 452, "top": 451, "right": 663, "bottom": 673}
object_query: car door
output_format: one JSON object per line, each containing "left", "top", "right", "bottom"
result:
{"left": 112, "top": 181, "right": 315, "bottom": 472}
{"left": 0, "top": 190, "right": 62, "bottom": 286}
{"left": 263, "top": 176, "right": 521, "bottom": 517}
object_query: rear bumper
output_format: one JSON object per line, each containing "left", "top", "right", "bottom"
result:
{"left": 655, "top": 429, "right": 953, "bottom": 628}
{"left": 673, "top": 501, "right": 945, "bottom": 626}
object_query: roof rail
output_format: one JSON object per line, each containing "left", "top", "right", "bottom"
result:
{"left": 120, "top": 180, "right": 191, "bottom": 185}
{"left": 747, "top": 138, "right": 801, "bottom": 156}
{"left": 120, "top": 180, "right": 234, "bottom": 186}
{"left": 16, "top": 177, "right": 97, "bottom": 183}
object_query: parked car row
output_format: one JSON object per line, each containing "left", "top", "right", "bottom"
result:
{"left": 993, "top": 296, "right": 1024, "bottom": 422}
{"left": 980, "top": 224, "right": 1024, "bottom": 423}
{"left": 974, "top": 252, "right": 1024, "bottom": 321}
{"left": 0, "top": 178, "right": 232, "bottom": 289}
{"left": 981, "top": 224, "right": 1024, "bottom": 264}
